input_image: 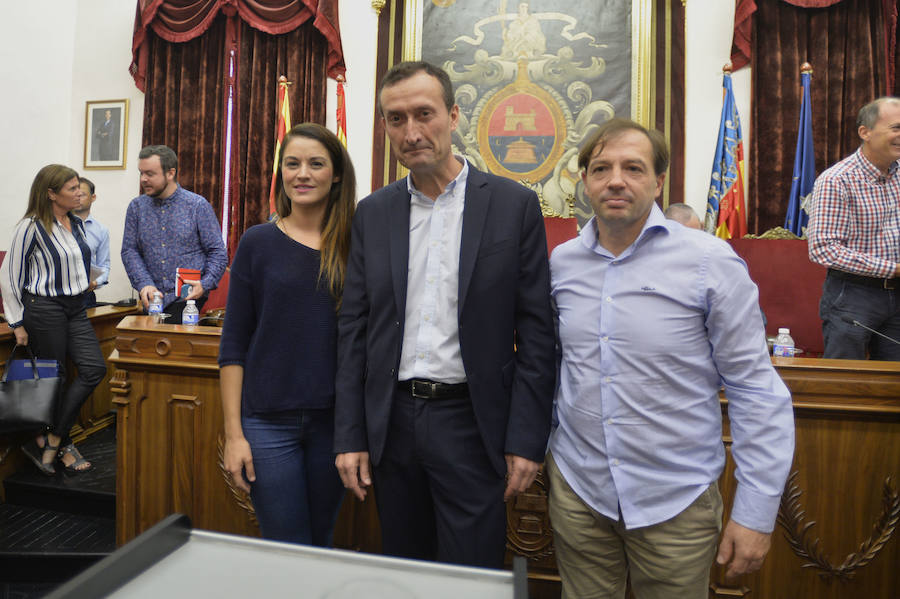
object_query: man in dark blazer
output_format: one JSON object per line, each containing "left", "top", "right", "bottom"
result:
{"left": 335, "top": 61, "right": 556, "bottom": 568}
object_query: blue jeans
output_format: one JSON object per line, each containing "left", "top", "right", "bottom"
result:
{"left": 820, "top": 272, "right": 900, "bottom": 360}
{"left": 241, "top": 408, "right": 344, "bottom": 546}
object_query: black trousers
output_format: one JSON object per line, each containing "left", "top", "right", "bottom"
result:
{"left": 372, "top": 387, "right": 507, "bottom": 568}
{"left": 22, "top": 293, "right": 107, "bottom": 443}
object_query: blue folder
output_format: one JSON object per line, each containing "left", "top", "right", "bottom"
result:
{"left": 4, "top": 358, "right": 59, "bottom": 381}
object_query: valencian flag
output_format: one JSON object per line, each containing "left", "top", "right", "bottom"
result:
{"left": 705, "top": 65, "right": 748, "bottom": 239}
{"left": 336, "top": 75, "right": 348, "bottom": 147}
{"left": 784, "top": 64, "right": 815, "bottom": 236}
{"left": 268, "top": 76, "right": 292, "bottom": 219}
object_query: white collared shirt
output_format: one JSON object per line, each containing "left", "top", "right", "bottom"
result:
{"left": 398, "top": 158, "right": 469, "bottom": 383}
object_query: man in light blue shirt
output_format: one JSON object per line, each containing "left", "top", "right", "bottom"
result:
{"left": 77, "top": 177, "right": 110, "bottom": 307}
{"left": 548, "top": 118, "right": 794, "bottom": 598}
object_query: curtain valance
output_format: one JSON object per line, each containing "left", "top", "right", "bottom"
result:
{"left": 130, "top": 0, "right": 344, "bottom": 91}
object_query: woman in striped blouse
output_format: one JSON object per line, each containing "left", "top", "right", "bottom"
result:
{"left": 0, "top": 164, "right": 107, "bottom": 475}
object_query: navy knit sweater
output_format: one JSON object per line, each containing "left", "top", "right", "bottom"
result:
{"left": 218, "top": 223, "right": 337, "bottom": 415}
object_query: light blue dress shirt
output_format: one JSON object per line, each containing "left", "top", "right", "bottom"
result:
{"left": 82, "top": 214, "right": 110, "bottom": 286}
{"left": 398, "top": 158, "right": 468, "bottom": 383}
{"left": 549, "top": 205, "right": 794, "bottom": 533}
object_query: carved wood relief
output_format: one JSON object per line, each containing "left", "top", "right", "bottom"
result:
{"left": 217, "top": 433, "right": 259, "bottom": 528}
{"left": 778, "top": 473, "right": 899, "bottom": 581}
{"left": 506, "top": 468, "right": 554, "bottom": 561}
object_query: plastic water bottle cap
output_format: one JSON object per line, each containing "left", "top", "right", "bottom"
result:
{"left": 187, "top": 300, "right": 195, "bottom": 305}
{"left": 778, "top": 327, "right": 790, "bottom": 334}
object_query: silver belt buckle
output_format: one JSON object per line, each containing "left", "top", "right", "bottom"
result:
{"left": 411, "top": 380, "right": 434, "bottom": 399}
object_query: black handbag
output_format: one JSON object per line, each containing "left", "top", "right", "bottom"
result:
{"left": 0, "top": 345, "right": 61, "bottom": 433}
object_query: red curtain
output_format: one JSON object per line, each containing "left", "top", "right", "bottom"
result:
{"left": 140, "top": 18, "right": 229, "bottom": 220}
{"left": 228, "top": 20, "right": 329, "bottom": 256}
{"left": 730, "top": 0, "right": 898, "bottom": 233}
{"left": 131, "top": 0, "right": 343, "bottom": 91}
{"left": 732, "top": 0, "right": 897, "bottom": 89}
{"left": 133, "top": 0, "right": 343, "bottom": 255}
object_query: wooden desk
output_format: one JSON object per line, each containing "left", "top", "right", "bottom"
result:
{"left": 109, "top": 315, "right": 256, "bottom": 546}
{"left": 108, "top": 318, "right": 899, "bottom": 597}
{"left": 710, "top": 358, "right": 900, "bottom": 599}
{"left": 508, "top": 358, "right": 900, "bottom": 598}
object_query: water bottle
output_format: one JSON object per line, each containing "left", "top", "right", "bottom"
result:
{"left": 772, "top": 327, "right": 795, "bottom": 357}
{"left": 182, "top": 300, "right": 199, "bottom": 326}
{"left": 148, "top": 291, "right": 163, "bottom": 315}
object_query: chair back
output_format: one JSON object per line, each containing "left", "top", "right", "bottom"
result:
{"left": 544, "top": 217, "right": 578, "bottom": 256}
{"left": 728, "top": 238, "right": 826, "bottom": 356}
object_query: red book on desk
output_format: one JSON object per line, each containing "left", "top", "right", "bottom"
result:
{"left": 175, "top": 267, "right": 201, "bottom": 298}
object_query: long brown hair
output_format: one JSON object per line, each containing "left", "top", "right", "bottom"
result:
{"left": 274, "top": 123, "right": 356, "bottom": 308}
{"left": 26, "top": 164, "right": 79, "bottom": 231}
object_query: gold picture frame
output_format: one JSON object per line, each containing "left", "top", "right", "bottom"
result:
{"left": 383, "top": 0, "right": 657, "bottom": 218}
{"left": 401, "top": 0, "right": 654, "bottom": 125}
{"left": 84, "top": 99, "right": 129, "bottom": 170}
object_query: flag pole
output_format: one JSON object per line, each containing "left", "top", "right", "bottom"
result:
{"left": 268, "top": 76, "right": 292, "bottom": 220}
{"left": 784, "top": 62, "right": 815, "bottom": 237}
{"left": 336, "top": 74, "right": 348, "bottom": 148}
{"left": 705, "top": 62, "right": 748, "bottom": 239}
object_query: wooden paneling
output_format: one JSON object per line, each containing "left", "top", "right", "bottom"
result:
{"left": 111, "top": 316, "right": 257, "bottom": 546}
{"left": 76, "top": 306, "right": 138, "bottom": 429}
{"left": 108, "top": 315, "right": 899, "bottom": 597}
{"left": 709, "top": 358, "right": 900, "bottom": 599}
{"left": 508, "top": 358, "right": 900, "bottom": 598}
{"left": 110, "top": 315, "right": 383, "bottom": 552}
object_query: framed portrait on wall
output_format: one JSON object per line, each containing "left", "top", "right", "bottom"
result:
{"left": 372, "top": 0, "right": 685, "bottom": 219}
{"left": 84, "top": 99, "right": 129, "bottom": 170}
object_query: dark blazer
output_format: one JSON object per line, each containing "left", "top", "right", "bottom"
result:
{"left": 335, "top": 164, "right": 556, "bottom": 476}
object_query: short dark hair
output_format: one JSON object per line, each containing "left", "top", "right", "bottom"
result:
{"left": 78, "top": 176, "right": 95, "bottom": 195}
{"left": 378, "top": 61, "right": 455, "bottom": 115}
{"left": 138, "top": 145, "right": 178, "bottom": 175}
{"left": 578, "top": 118, "right": 669, "bottom": 176}
{"left": 857, "top": 97, "right": 900, "bottom": 130}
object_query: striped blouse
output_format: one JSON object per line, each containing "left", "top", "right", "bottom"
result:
{"left": 0, "top": 215, "right": 92, "bottom": 327}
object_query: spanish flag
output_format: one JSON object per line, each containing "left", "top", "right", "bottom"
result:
{"left": 705, "top": 65, "right": 747, "bottom": 240}
{"left": 268, "top": 76, "right": 292, "bottom": 219}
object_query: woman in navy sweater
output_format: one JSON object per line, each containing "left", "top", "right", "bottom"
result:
{"left": 219, "top": 123, "right": 356, "bottom": 545}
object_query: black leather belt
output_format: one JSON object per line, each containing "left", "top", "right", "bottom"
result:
{"left": 828, "top": 269, "right": 899, "bottom": 290}
{"left": 399, "top": 379, "right": 469, "bottom": 400}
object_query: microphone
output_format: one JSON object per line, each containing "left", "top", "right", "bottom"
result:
{"left": 840, "top": 315, "right": 900, "bottom": 346}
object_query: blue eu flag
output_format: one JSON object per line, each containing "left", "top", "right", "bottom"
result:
{"left": 784, "top": 68, "right": 815, "bottom": 236}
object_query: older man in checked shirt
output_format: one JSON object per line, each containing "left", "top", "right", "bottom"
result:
{"left": 122, "top": 145, "right": 227, "bottom": 324}
{"left": 807, "top": 97, "right": 900, "bottom": 360}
